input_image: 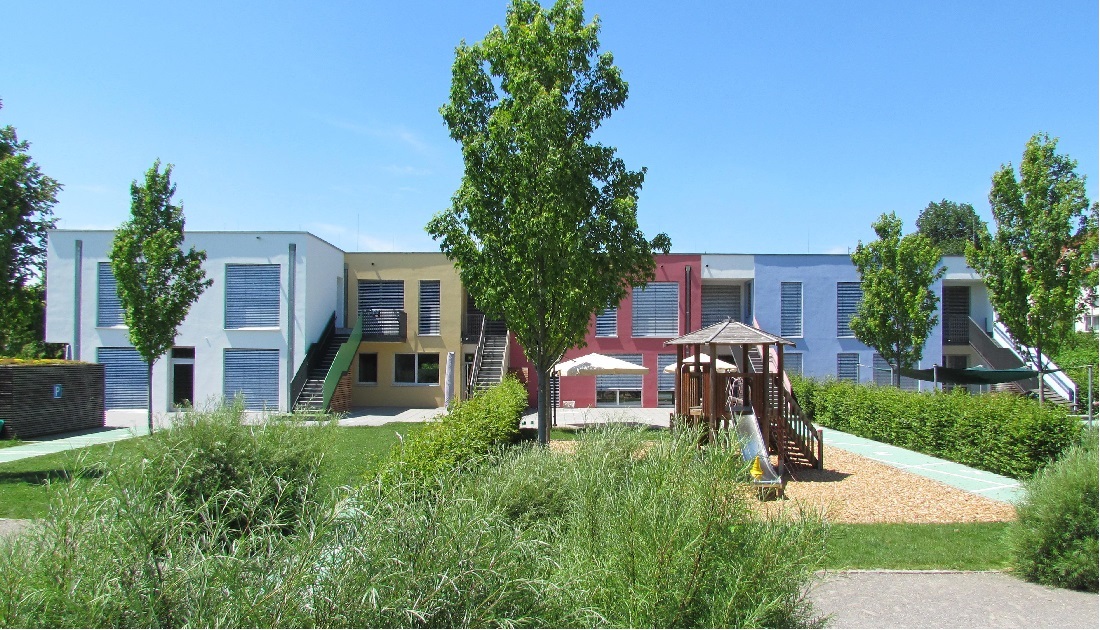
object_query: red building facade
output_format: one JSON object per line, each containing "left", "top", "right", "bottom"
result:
{"left": 510, "top": 254, "right": 703, "bottom": 408}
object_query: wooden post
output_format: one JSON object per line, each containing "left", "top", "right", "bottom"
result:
{"left": 761, "top": 343, "right": 771, "bottom": 452}
{"left": 709, "top": 342, "right": 719, "bottom": 438}
{"left": 675, "top": 343, "right": 684, "bottom": 417}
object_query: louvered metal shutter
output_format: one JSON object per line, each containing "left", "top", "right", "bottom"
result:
{"left": 550, "top": 373, "right": 559, "bottom": 407}
{"left": 784, "top": 352, "right": 803, "bottom": 377}
{"left": 837, "top": 353, "right": 859, "bottom": 381}
{"left": 418, "top": 280, "right": 441, "bottom": 335}
{"left": 836, "top": 282, "right": 862, "bottom": 337}
{"left": 701, "top": 285, "right": 741, "bottom": 326}
{"left": 596, "top": 354, "right": 644, "bottom": 391}
{"left": 595, "top": 307, "right": 617, "bottom": 337}
{"left": 225, "top": 264, "right": 280, "bottom": 328}
{"left": 224, "top": 349, "right": 279, "bottom": 411}
{"left": 632, "top": 282, "right": 678, "bottom": 337}
{"left": 358, "top": 280, "right": 404, "bottom": 312}
{"left": 97, "top": 347, "right": 148, "bottom": 409}
{"left": 97, "top": 263, "right": 125, "bottom": 326}
{"left": 780, "top": 282, "right": 803, "bottom": 337}
{"left": 657, "top": 353, "right": 676, "bottom": 405}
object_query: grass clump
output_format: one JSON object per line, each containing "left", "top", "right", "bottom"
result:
{"left": 1009, "top": 430, "right": 1099, "bottom": 592}
{"left": 374, "top": 376, "right": 526, "bottom": 486}
{"left": 790, "top": 376, "right": 1080, "bottom": 478}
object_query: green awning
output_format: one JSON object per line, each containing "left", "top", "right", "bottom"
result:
{"left": 898, "top": 366, "right": 1038, "bottom": 385}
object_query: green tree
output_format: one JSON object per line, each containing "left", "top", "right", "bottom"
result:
{"left": 110, "top": 160, "right": 211, "bottom": 432}
{"left": 0, "top": 99, "right": 61, "bottom": 357}
{"left": 915, "top": 199, "right": 988, "bottom": 256}
{"left": 850, "top": 212, "right": 945, "bottom": 386}
{"left": 968, "top": 133, "right": 1091, "bottom": 406}
{"left": 428, "top": 0, "right": 665, "bottom": 444}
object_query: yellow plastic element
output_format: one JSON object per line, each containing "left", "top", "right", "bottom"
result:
{"left": 750, "top": 455, "right": 763, "bottom": 480}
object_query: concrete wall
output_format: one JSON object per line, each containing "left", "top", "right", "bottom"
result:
{"left": 45, "top": 230, "right": 344, "bottom": 412}
{"left": 344, "top": 252, "right": 464, "bottom": 407}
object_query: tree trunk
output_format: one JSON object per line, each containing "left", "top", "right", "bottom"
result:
{"left": 536, "top": 362, "right": 550, "bottom": 446}
{"left": 147, "top": 361, "right": 154, "bottom": 434}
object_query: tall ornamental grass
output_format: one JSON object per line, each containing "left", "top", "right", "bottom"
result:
{"left": 0, "top": 410, "right": 826, "bottom": 628}
{"left": 790, "top": 376, "right": 1080, "bottom": 479}
{"left": 1009, "top": 430, "right": 1099, "bottom": 592}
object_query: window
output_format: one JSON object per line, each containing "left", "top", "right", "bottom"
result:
{"left": 225, "top": 264, "right": 280, "bottom": 328}
{"left": 836, "top": 282, "right": 862, "bottom": 337}
{"left": 632, "top": 282, "right": 678, "bottom": 337}
{"left": 701, "top": 284, "right": 741, "bottom": 326}
{"left": 596, "top": 353, "right": 643, "bottom": 406}
{"left": 418, "top": 280, "right": 441, "bottom": 335}
{"left": 395, "top": 352, "right": 439, "bottom": 385}
{"left": 358, "top": 353, "right": 378, "bottom": 384}
{"left": 223, "top": 348, "right": 279, "bottom": 410}
{"left": 97, "top": 263, "right": 125, "bottom": 326}
{"left": 781, "top": 282, "right": 803, "bottom": 337}
{"left": 784, "top": 352, "right": 803, "bottom": 377}
{"left": 657, "top": 354, "right": 677, "bottom": 407}
{"left": 595, "top": 307, "right": 617, "bottom": 337}
{"left": 359, "top": 279, "right": 404, "bottom": 336}
{"left": 837, "top": 353, "right": 859, "bottom": 382}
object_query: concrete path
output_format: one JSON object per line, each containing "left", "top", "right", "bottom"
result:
{"left": 820, "top": 427, "right": 1024, "bottom": 503}
{"left": 809, "top": 570, "right": 1099, "bottom": 629}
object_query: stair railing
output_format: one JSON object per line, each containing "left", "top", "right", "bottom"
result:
{"left": 468, "top": 314, "right": 487, "bottom": 396}
{"left": 290, "top": 311, "right": 335, "bottom": 407}
{"left": 753, "top": 316, "right": 822, "bottom": 468}
{"left": 321, "top": 314, "right": 362, "bottom": 411}
{"left": 992, "top": 321, "right": 1076, "bottom": 404}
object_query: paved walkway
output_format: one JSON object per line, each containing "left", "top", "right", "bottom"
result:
{"left": 809, "top": 570, "right": 1098, "bottom": 629}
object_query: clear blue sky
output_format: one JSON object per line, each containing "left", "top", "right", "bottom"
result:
{"left": 3, "top": 0, "right": 1096, "bottom": 254}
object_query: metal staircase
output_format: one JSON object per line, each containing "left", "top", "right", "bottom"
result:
{"left": 968, "top": 318, "right": 1076, "bottom": 407}
{"left": 470, "top": 318, "right": 508, "bottom": 395}
{"left": 293, "top": 329, "right": 351, "bottom": 410}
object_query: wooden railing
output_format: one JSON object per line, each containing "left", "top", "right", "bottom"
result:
{"left": 770, "top": 374, "right": 822, "bottom": 468}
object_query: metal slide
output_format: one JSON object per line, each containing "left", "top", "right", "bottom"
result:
{"left": 734, "top": 411, "right": 784, "bottom": 489}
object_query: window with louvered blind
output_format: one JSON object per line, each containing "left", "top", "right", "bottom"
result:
{"left": 837, "top": 352, "right": 859, "bottom": 382}
{"left": 657, "top": 353, "right": 676, "bottom": 406}
{"left": 781, "top": 282, "right": 803, "bottom": 337}
{"left": 595, "top": 353, "right": 644, "bottom": 406}
{"left": 784, "top": 352, "right": 803, "bottom": 377}
{"left": 632, "top": 282, "right": 678, "bottom": 337}
{"left": 836, "top": 282, "right": 862, "bottom": 337}
{"left": 225, "top": 264, "right": 280, "bottom": 328}
{"left": 595, "top": 307, "right": 617, "bottom": 337}
{"left": 701, "top": 284, "right": 741, "bottom": 326}
{"left": 872, "top": 353, "right": 919, "bottom": 390}
{"left": 97, "top": 263, "right": 126, "bottom": 327}
{"left": 418, "top": 280, "right": 441, "bottom": 335}
{"left": 223, "top": 348, "right": 279, "bottom": 410}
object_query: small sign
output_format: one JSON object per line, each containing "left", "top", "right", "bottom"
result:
{"left": 53, "top": 384, "right": 63, "bottom": 399}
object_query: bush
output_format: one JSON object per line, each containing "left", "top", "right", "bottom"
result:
{"left": 796, "top": 378, "right": 1080, "bottom": 479}
{"left": 1009, "top": 431, "right": 1099, "bottom": 592}
{"left": 375, "top": 376, "right": 526, "bottom": 486}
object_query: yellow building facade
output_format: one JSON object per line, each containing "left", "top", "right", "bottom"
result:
{"left": 344, "top": 252, "right": 470, "bottom": 407}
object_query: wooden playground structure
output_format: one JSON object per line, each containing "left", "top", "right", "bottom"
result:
{"left": 665, "top": 320, "right": 823, "bottom": 469}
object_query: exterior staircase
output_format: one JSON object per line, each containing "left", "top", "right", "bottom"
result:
{"left": 740, "top": 339, "right": 821, "bottom": 469}
{"left": 968, "top": 318, "right": 1076, "bottom": 408}
{"left": 293, "top": 330, "right": 350, "bottom": 410}
{"left": 470, "top": 319, "right": 508, "bottom": 395}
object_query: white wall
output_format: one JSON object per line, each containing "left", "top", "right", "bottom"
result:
{"left": 45, "top": 230, "right": 345, "bottom": 412}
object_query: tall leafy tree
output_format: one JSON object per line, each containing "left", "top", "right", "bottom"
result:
{"left": 915, "top": 199, "right": 988, "bottom": 256}
{"left": 110, "top": 160, "right": 211, "bottom": 432}
{"left": 0, "top": 99, "right": 61, "bottom": 356}
{"left": 968, "top": 133, "right": 1091, "bottom": 406}
{"left": 850, "top": 212, "right": 945, "bottom": 386}
{"left": 428, "top": 0, "right": 665, "bottom": 444}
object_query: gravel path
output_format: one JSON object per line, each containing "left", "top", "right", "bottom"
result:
{"left": 755, "top": 445, "right": 1018, "bottom": 523}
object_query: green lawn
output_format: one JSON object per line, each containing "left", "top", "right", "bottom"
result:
{"left": 0, "top": 438, "right": 25, "bottom": 449}
{"left": 0, "top": 423, "right": 416, "bottom": 519}
{"left": 825, "top": 522, "right": 1014, "bottom": 571}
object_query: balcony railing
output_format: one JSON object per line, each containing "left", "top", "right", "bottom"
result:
{"left": 942, "top": 313, "right": 970, "bottom": 345}
{"left": 361, "top": 309, "right": 406, "bottom": 342}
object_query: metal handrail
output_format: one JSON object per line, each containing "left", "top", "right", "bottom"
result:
{"left": 321, "top": 314, "right": 362, "bottom": 411}
{"left": 469, "top": 314, "right": 487, "bottom": 396}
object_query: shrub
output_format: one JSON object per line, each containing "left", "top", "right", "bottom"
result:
{"left": 1009, "top": 430, "right": 1099, "bottom": 592}
{"left": 800, "top": 378, "right": 1080, "bottom": 479}
{"left": 375, "top": 376, "right": 526, "bottom": 486}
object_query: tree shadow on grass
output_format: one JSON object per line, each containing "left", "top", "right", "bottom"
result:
{"left": 0, "top": 465, "right": 108, "bottom": 486}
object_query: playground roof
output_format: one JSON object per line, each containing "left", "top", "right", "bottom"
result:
{"left": 664, "top": 319, "right": 795, "bottom": 347}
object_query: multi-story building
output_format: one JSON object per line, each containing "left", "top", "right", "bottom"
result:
{"left": 45, "top": 231, "right": 1075, "bottom": 412}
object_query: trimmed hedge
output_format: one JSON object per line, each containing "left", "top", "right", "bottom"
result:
{"left": 1009, "top": 431, "right": 1099, "bottom": 592}
{"left": 790, "top": 376, "right": 1081, "bottom": 479}
{"left": 376, "top": 377, "right": 527, "bottom": 485}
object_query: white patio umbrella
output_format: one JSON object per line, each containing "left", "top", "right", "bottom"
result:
{"left": 664, "top": 353, "right": 738, "bottom": 373}
{"left": 553, "top": 352, "right": 650, "bottom": 376}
